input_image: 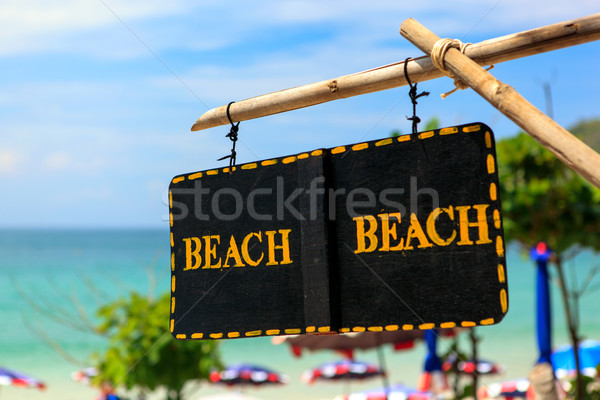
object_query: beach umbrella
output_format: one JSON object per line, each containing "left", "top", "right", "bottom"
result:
{"left": 273, "top": 330, "right": 457, "bottom": 359}
{"left": 71, "top": 367, "right": 98, "bottom": 385}
{"left": 302, "top": 359, "right": 385, "bottom": 385}
{"left": 477, "top": 378, "right": 532, "bottom": 399}
{"left": 0, "top": 366, "right": 46, "bottom": 390}
{"left": 337, "top": 383, "right": 434, "bottom": 400}
{"left": 531, "top": 242, "right": 553, "bottom": 365}
{"left": 442, "top": 354, "right": 504, "bottom": 376}
{"left": 273, "top": 331, "right": 425, "bottom": 359}
{"left": 275, "top": 329, "right": 456, "bottom": 396}
{"left": 209, "top": 364, "right": 288, "bottom": 387}
{"left": 552, "top": 339, "right": 600, "bottom": 379}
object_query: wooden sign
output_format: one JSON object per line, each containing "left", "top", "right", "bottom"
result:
{"left": 169, "top": 123, "right": 508, "bottom": 340}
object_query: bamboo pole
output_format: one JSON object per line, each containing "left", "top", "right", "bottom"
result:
{"left": 192, "top": 13, "right": 600, "bottom": 131}
{"left": 399, "top": 18, "right": 600, "bottom": 189}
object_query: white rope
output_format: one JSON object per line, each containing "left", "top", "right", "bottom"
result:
{"left": 430, "top": 38, "right": 471, "bottom": 98}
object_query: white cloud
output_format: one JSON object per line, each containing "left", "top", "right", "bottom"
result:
{"left": 1, "top": 0, "right": 597, "bottom": 58}
{"left": 0, "top": 0, "right": 186, "bottom": 56}
{"left": 0, "top": 151, "right": 20, "bottom": 173}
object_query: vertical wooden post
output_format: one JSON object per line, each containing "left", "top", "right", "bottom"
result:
{"left": 529, "top": 363, "right": 560, "bottom": 400}
{"left": 399, "top": 18, "right": 600, "bottom": 190}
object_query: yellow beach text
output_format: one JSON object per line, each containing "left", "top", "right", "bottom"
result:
{"left": 182, "top": 229, "right": 292, "bottom": 270}
{"left": 354, "top": 204, "right": 492, "bottom": 253}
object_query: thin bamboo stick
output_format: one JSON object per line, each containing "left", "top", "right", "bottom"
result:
{"left": 399, "top": 18, "right": 600, "bottom": 189}
{"left": 192, "top": 13, "right": 600, "bottom": 131}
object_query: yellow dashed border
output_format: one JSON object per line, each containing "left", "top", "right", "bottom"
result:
{"left": 170, "top": 149, "right": 327, "bottom": 341}
{"left": 376, "top": 138, "right": 393, "bottom": 147}
{"left": 489, "top": 182, "right": 497, "bottom": 201}
{"left": 170, "top": 124, "right": 508, "bottom": 339}
{"left": 480, "top": 127, "right": 508, "bottom": 319}
{"left": 352, "top": 143, "right": 369, "bottom": 151}
{"left": 171, "top": 149, "right": 329, "bottom": 183}
{"left": 463, "top": 124, "right": 481, "bottom": 133}
{"left": 440, "top": 127, "right": 459, "bottom": 135}
{"left": 241, "top": 163, "right": 257, "bottom": 170}
{"left": 334, "top": 124, "right": 507, "bottom": 335}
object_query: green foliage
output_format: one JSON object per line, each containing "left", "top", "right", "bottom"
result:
{"left": 93, "top": 292, "right": 222, "bottom": 400}
{"left": 423, "top": 116, "right": 440, "bottom": 131}
{"left": 571, "top": 119, "right": 600, "bottom": 151}
{"left": 497, "top": 131, "right": 600, "bottom": 253}
{"left": 565, "top": 375, "right": 600, "bottom": 400}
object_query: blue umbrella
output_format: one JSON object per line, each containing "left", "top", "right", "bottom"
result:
{"left": 552, "top": 340, "right": 600, "bottom": 379}
{"left": 531, "top": 242, "right": 553, "bottom": 364}
{"left": 417, "top": 330, "right": 447, "bottom": 392}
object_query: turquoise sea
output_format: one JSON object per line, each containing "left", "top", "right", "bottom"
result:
{"left": 1, "top": 229, "right": 599, "bottom": 400}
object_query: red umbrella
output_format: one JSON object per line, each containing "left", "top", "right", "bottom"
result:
{"left": 302, "top": 359, "right": 385, "bottom": 385}
{"left": 209, "top": 364, "right": 287, "bottom": 387}
{"left": 274, "top": 330, "right": 455, "bottom": 359}
{"left": 0, "top": 366, "right": 45, "bottom": 390}
{"left": 442, "top": 355, "right": 504, "bottom": 376}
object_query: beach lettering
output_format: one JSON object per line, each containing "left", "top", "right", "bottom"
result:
{"left": 182, "top": 229, "right": 293, "bottom": 270}
{"left": 353, "top": 204, "right": 492, "bottom": 253}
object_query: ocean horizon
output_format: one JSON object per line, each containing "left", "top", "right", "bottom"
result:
{"left": 1, "top": 228, "right": 599, "bottom": 400}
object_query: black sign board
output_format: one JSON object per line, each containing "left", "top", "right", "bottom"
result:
{"left": 169, "top": 123, "right": 508, "bottom": 340}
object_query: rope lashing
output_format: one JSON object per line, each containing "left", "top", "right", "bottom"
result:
{"left": 430, "top": 38, "right": 471, "bottom": 99}
{"left": 430, "top": 38, "right": 495, "bottom": 99}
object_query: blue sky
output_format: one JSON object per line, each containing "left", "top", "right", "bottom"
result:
{"left": 1, "top": 1, "right": 598, "bottom": 228}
